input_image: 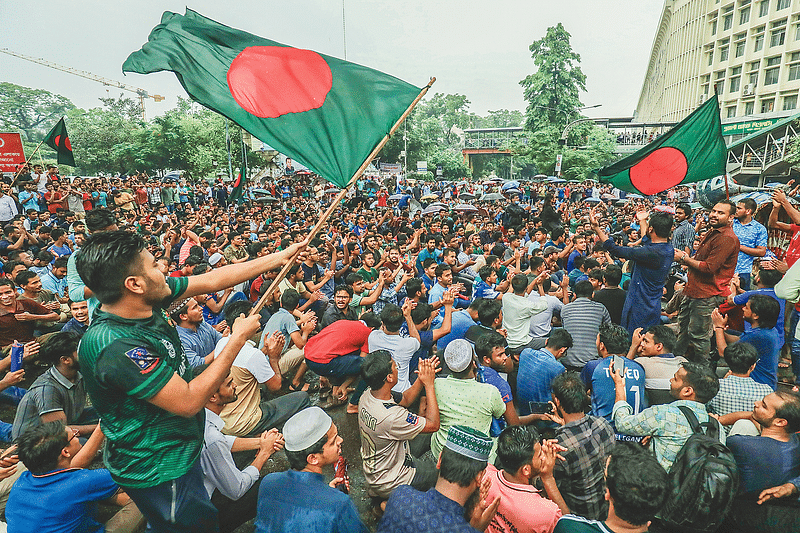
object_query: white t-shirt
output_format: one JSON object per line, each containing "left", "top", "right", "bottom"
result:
{"left": 368, "top": 329, "right": 420, "bottom": 393}
{"left": 501, "top": 293, "right": 547, "bottom": 348}
{"left": 528, "top": 293, "right": 563, "bottom": 338}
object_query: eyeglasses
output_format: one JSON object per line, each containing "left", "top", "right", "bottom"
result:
{"left": 67, "top": 427, "right": 79, "bottom": 443}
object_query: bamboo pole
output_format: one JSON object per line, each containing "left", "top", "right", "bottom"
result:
{"left": 250, "top": 77, "right": 436, "bottom": 315}
{"left": 10, "top": 138, "right": 46, "bottom": 188}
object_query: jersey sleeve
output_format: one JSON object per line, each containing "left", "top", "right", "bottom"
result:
{"left": 94, "top": 339, "right": 175, "bottom": 400}
{"left": 385, "top": 405, "right": 427, "bottom": 440}
{"left": 160, "top": 276, "right": 189, "bottom": 309}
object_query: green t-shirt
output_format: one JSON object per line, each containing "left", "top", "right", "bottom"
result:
{"left": 79, "top": 276, "right": 201, "bottom": 489}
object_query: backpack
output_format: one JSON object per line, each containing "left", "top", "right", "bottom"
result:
{"left": 655, "top": 406, "right": 739, "bottom": 533}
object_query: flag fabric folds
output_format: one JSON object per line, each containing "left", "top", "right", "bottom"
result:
{"left": 123, "top": 9, "right": 422, "bottom": 188}
{"left": 43, "top": 117, "right": 76, "bottom": 167}
{"left": 594, "top": 95, "right": 726, "bottom": 195}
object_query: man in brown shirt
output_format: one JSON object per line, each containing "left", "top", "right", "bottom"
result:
{"left": 673, "top": 200, "right": 740, "bottom": 361}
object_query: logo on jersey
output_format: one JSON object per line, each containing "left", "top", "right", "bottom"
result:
{"left": 125, "top": 347, "right": 159, "bottom": 374}
{"left": 406, "top": 413, "right": 419, "bottom": 426}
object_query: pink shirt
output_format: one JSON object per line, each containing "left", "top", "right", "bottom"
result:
{"left": 483, "top": 464, "right": 561, "bottom": 533}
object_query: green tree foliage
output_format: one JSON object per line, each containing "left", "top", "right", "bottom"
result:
{"left": 520, "top": 23, "right": 586, "bottom": 132}
{"left": 0, "top": 82, "right": 76, "bottom": 141}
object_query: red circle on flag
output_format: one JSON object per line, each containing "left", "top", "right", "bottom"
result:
{"left": 64, "top": 136, "right": 71, "bottom": 151}
{"left": 227, "top": 46, "right": 333, "bottom": 118}
{"left": 629, "top": 147, "right": 688, "bottom": 195}
{"left": 54, "top": 135, "right": 61, "bottom": 147}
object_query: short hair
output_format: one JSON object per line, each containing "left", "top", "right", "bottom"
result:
{"left": 379, "top": 303, "right": 404, "bottom": 332}
{"left": 606, "top": 443, "right": 669, "bottom": 526}
{"left": 588, "top": 268, "right": 604, "bottom": 282}
{"left": 676, "top": 202, "right": 692, "bottom": 217}
{"left": 333, "top": 284, "right": 353, "bottom": 297}
{"left": 551, "top": 372, "right": 589, "bottom": 414}
{"left": 572, "top": 256, "right": 586, "bottom": 271}
{"left": 757, "top": 268, "right": 783, "bottom": 288}
{"left": 511, "top": 274, "right": 528, "bottom": 293}
{"left": 738, "top": 197, "right": 758, "bottom": 213}
{"left": 496, "top": 425, "right": 541, "bottom": 474}
{"left": 405, "top": 278, "right": 424, "bottom": 298}
{"left": 645, "top": 325, "right": 676, "bottom": 353}
{"left": 681, "top": 361, "right": 720, "bottom": 404}
{"left": 359, "top": 311, "right": 381, "bottom": 329}
{"left": 603, "top": 264, "right": 622, "bottom": 286}
{"left": 17, "top": 421, "right": 70, "bottom": 475}
{"left": 50, "top": 228, "right": 66, "bottom": 240}
{"left": 438, "top": 445, "right": 486, "bottom": 487}
{"left": 0, "top": 278, "right": 15, "bottom": 291}
{"left": 280, "top": 288, "right": 300, "bottom": 311}
{"left": 546, "top": 329, "right": 573, "bottom": 350}
{"left": 345, "top": 273, "right": 362, "bottom": 286}
{"left": 748, "top": 293, "right": 780, "bottom": 330}
{"left": 434, "top": 264, "right": 451, "bottom": 279}
{"left": 285, "top": 432, "right": 328, "bottom": 471}
{"left": 583, "top": 258, "right": 600, "bottom": 271}
{"left": 53, "top": 256, "right": 68, "bottom": 270}
{"left": 2, "top": 261, "right": 23, "bottom": 276}
{"left": 422, "top": 258, "right": 437, "bottom": 270}
{"left": 551, "top": 227, "right": 565, "bottom": 241}
{"left": 410, "top": 302, "right": 433, "bottom": 325}
{"left": 14, "top": 270, "right": 37, "bottom": 287}
{"left": 75, "top": 230, "right": 147, "bottom": 304}
{"left": 573, "top": 280, "right": 594, "bottom": 298}
{"left": 39, "top": 331, "right": 80, "bottom": 367}
{"left": 443, "top": 247, "right": 458, "bottom": 259}
{"left": 648, "top": 212, "right": 674, "bottom": 238}
{"left": 475, "top": 331, "right": 506, "bottom": 361}
{"left": 723, "top": 342, "right": 759, "bottom": 374}
{"left": 361, "top": 350, "right": 394, "bottom": 390}
{"left": 715, "top": 199, "right": 737, "bottom": 215}
{"left": 477, "top": 298, "right": 502, "bottom": 326}
{"left": 529, "top": 256, "right": 545, "bottom": 271}
{"left": 478, "top": 265, "right": 495, "bottom": 280}
{"left": 85, "top": 208, "right": 117, "bottom": 232}
{"left": 775, "top": 391, "right": 800, "bottom": 433}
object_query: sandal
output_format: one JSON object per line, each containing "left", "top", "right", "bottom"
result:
{"left": 289, "top": 382, "right": 320, "bottom": 393}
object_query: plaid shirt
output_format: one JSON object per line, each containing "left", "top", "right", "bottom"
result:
{"left": 708, "top": 375, "right": 773, "bottom": 417}
{"left": 553, "top": 415, "right": 616, "bottom": 520}
{"left": 672, "top": 219, "right": 695, "bottom": 254}
{"left": 613, "top": 399, "right": 726, "bottom": 472}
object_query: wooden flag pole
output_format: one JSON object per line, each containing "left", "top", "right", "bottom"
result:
{"left": 250, "top": 77, "right": 436, "bottom": 316}
{"left": 10, "top": 138, "right": 46, "bottom": 188}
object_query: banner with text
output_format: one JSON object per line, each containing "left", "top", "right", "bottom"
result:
{"left": 0, "top": 133, "right": 25, "bottom": 174}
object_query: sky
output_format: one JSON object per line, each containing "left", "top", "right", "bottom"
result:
{"left": 1, "top": 1, "right": 664, "bottom": 121}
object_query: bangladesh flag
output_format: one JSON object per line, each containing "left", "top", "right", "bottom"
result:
{"left": 123, "top": 9, "right": 422, "bottom": 188}
{"left": 43, "top": 117, "right": 75, "bottom": 167}
{"left": 594, "top": 95, "right": 726, "bottom": 195}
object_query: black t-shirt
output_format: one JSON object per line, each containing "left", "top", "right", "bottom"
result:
{"left": 593, "top": 287, "right": 627, "bottom": 325}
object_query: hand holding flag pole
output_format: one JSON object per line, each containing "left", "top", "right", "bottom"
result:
{"left": 249, "top": 77, "right": 436, "bottom": 316}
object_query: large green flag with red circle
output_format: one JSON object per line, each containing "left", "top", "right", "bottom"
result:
{"left": 594, "top": 95, "right": 726, "bottom": 195}
{"left": 123, "top": 9, "right": 421, "bottom": 188}
{"left": 43, "top": 117, "right": 75, "bottom": 167}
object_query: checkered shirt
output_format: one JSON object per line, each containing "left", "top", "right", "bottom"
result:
{"left": 708, "top": 375, "right": 774, "bottom": 417}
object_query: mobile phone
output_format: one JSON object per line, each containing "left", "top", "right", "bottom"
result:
{"left": 528, "top": 402, "right": 554, "bottom": 415}
{"left": 612, "top": 355, "right": 626, "bottom": 377}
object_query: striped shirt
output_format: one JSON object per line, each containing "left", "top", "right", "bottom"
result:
{"left": 561, "top": 298, "right": 611, "bottom": 368}
{"left": 708, "top": 375, "right": 773, "bottom": 417}
{"left": 672, "top": 219, "right": 695, "bottom": 254}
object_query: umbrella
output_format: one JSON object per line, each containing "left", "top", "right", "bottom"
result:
{"left": 421, "top": 205, "right": 446, "bottom": 215}
{"left": 430, "top": 201, "right": 448, "bottom": 208}
{"left": 501, "top": 181, "right": 521, "bottom": 191}
{"left": 254, "top": 195, "right": 278, "bottom": 203}
{"left": 481, "top": 193, "right": 505, "bottom": 201}
{"left": 601, "top": 193, "right": 615, "bottom": 199}
{"left": 614, "top": 199, "right": 628, "bottom": 206}
{"left": 421, "top": 194, "right": 439, "bottom": 201}
{"left": 326, "top": 188, "right": 341, "bottom": 194}
{"left": 584, "top": 197, "right": 602, "bottom": 203}
{"left": 454, "top": 204, "right": 478, "bottom": 213}
{"left": 459, "top": 192, "right": 476, "bottom": 199}
{"left": 252, "top": 188, "right": 270, "bottom": 194}
{"left": 504, "top": 188, "right": 523, "bottom": 196}
{"left": 548, "top": 178, "right": 567, "bottom": 184}
{"left": 534, "top": 174, "right": 547, "bottom": 180}
{"left": 388, "top": 193, "right": 405, "bottom": 201}
{"left": 627, "top": 193, "right": 644, "bottom": 199}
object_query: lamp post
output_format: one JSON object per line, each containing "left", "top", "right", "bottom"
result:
{"left": 550, "top": 104, "right": 602, "bottom": 177}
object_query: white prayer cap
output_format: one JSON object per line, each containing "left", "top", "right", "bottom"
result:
{"left": 444, "top": 339, "right": 474, "bottom": 373}
{"left": 283, "top": 407, "right": 332, "bottom": 452}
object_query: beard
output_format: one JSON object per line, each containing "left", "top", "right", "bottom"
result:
{"left": 462, "top": 486, "right": 481, "bottom": 522}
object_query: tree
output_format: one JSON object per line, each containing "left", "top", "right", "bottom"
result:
{"left": 0, "top": 82, "right": 76, "bottom": 141}
{"left": 520, "top": 23, "right": 586, "bottom": 132}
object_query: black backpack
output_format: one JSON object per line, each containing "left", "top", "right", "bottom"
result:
{"left": 655, "top": 406, "right": 739, "bottom": 533}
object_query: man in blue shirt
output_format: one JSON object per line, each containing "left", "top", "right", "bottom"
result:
{"left": 436, "top": 299, "right": 481, "bottom": 353}
{"left": 416, "top": 236, "right": 442, "bottom": 276}
{"left": 41, "top": 256, "right": 69, "bottom": 297}
{"left": 256, "top": 407, "right": 366, "bottom": 533}
{"left": 582, "top": 324, "right": 647, "bottom": 427}
{"left": 517, "top": 329, "right": 571, "bottom": 414}
{"left": 729, "top": 266, "right": 785, "bottom": 347}
{"left": 732, "top": 198, "right": 768, "bottom": 290}
{"left": 713, "top": 294, "right": 781, "bottom": 390}
{"left": 172, "top": 297, "right": 224, "bottom": 368}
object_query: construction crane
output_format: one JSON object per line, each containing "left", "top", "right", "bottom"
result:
{"left": 0, "top": 48, "right": 165, "bottom": 120}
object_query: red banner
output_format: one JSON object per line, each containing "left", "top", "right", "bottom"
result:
{"left": 0, "top": 133, "right": 25, "bottom": 174}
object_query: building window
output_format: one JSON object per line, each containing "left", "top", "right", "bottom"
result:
{"left": 783, "top": 94, "right": 798, "bottom": 109}
{"left": 735, "top": 33, "right": 747, "bottom": 56}
{"left": 789, "top": 52, "right": 800, "bottom": 80}
{"left": 762, "top": 98, "right": 775, "bottom": 112}
{"left": 755, "top": 32, "right": 765, "bottom": 51}
{"left": 709, "top": 51, "right": 715, "bottom": 65}
{"left": 720, "top": 46, "right": 730, "bottom": 61}
{"left": 724, "top": 13, "right": 734, "bottom": 30}
{"left": 778, "top": 0, "right": 790, "bottom": 9}
{"left": 712, "top": 18, "right": 718, "bottom": 35}
{"left": 730, "top": 76, "right": 741, "bottom": 92}
{"left": 741, "top": 6, "right": 751, "bottom": 24}
{"left": 760, "top": 0, "right": 770, "bottom": 17}
{"left": 771, "top": 27, "right": 786, "bottom": 46}
{"left": 745, "top": 101, "right": 755, "bottom": 114}
{"left": 766, "top": 56, "right": 781, "bottom": 84}
{"left": 727, "top": 106, "right": 737, "bottom": 118}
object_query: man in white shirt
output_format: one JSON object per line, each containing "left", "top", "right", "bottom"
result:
{"left": 501, "top": 272, "right": 549, "bottom": 356}
{"left": 0, "top": 184, "right": 19, "bottom": 223}
{"left": 194, "top": 364, "right": 284, "bottom": 533}
{"left": 368, "top": 301, "right": 420, "bottom": 393}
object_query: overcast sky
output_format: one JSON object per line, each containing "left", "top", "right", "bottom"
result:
{"left": 1, "top": 1, "right": 664, "bottom": 121}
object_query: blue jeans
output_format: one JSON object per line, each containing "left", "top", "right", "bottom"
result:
{"left": 126, "top": 460, "right": 218, "bottom": 533}
{"left": 789, "top": 308, "right": 800, "bottom": 386}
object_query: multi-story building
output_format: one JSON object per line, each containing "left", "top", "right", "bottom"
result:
{"left": 637, "top": 0, "right": 800, "bottom": 137}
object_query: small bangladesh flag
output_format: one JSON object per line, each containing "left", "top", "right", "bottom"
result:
{"left": 123, "top": 9, "right": 422, "bottom": 188}
{"left": 594, "top": 95, "right": 726, "bottom": 195}
{"left": 43, "top": 117, "right": 75, "bottom": 167}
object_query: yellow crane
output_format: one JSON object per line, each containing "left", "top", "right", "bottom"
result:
{"left": 0, "top": 48, "right": 164, "bottom": 120}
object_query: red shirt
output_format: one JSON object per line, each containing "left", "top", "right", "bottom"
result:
{"left": 784, "top": 224, "right": 800, "bottom": 267}
{"left": 684, "top": 225, "right": 740, "bottom": 299}
{"left": 304, "top": 320, "right": 371, "bottom": 364}
{"left": 0, "top": 299, "right": 52, "bottom": 347}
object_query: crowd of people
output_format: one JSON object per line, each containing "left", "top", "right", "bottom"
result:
{"left": 0, "top": 162, "right": 796, "bottom": 533}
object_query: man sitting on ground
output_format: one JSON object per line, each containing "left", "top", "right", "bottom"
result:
{"left": 260, "top": 288, "right": 316, "bottom": 393}
{"left": 172, "top": 297, "right": 224, "bottom": 368}
{"left": 195, "top": 364, "right": 284, "bottom": 533}
{"left": 516, "top": 330, "right": 571, "bottom": 415}
{"left": 358, "top": 351, "right": 440, "bottom": 500}
{"left": 708, "top": 343, "right": 774, "bottom": 422}
{"left": 627, "top": 325, "right": 686, "bottom": 405}
{"left": 60, "top": 299, "right": 89, "bottom": 337}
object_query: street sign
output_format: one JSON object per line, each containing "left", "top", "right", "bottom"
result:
{"left": 417, "top": 161, "right": 427, "bottom": 173}
{"left": 0, "top": 133, "right": 25, "bottom": 174}
{"left": 436, "top": 165, "right": 443, "bottom": 176}
{"left": 555, "top": 154, "right": 563, "bottom": 173}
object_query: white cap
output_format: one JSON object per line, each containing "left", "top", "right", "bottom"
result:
{"left": 283, "top": 407, "right": 332, "bottom": 452}
{"left": 444, "top": 339, "right": 474, "bottom": 373}
{"left": 208, "top": 253, "right": 223, "bottom": 266}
